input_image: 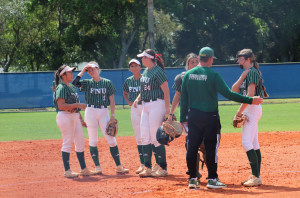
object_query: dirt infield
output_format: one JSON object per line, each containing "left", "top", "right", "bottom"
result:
{"left": 1, "top": 131, "right": 300, "bottom": 198}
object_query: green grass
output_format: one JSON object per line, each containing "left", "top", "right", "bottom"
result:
{"left": 0, "top": 103, "right": 299, "bottom": 141}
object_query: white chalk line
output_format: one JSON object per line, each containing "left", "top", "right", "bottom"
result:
{"left": 1, "top": 170, "right": 300, "bottom": 188}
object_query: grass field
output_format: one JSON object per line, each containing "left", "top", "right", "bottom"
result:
{"left": 0, "top": 102, "right": 299, "bottom": 142}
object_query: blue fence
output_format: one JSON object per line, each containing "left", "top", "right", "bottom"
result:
{"left": 0, "top": 63, "right": 299, "bottom": 109}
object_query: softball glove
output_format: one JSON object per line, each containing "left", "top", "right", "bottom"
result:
{"left": 232, "top": 114, "right": 249, "bottom": 128}
{"left": 106, "top": 119, "right": 118, "bottom": 137}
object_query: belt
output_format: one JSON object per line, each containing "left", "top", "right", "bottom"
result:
{"left": 87, "top": 104, "right": 107, "bottom": 109}
{"left": 138, "top": 101, "right": 142, "bottom": 105}
{"left": 143, "top": 99, "right": 157, "bottom": 103}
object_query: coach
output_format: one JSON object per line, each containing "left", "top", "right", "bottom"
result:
{"left": 180, "top": 47, "right": 264, "bottom": 189}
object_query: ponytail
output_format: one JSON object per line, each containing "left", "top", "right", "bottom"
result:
{"left": 252, "top": 60, "right": 269, "bottom": 98}
{"left": 144, "top": 49, "right": 165, "bottom": 71}
{"left": 53, "top": 65, "right": 68, "bottom": 103}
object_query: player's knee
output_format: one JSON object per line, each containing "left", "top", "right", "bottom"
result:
{"left": 106, "top": 138, "right": 117, "bottom": 147}
{"left": 89, "top": 140, "right": 98, "bottom": 147}
{"left": 242, "top": 141, "right": 253, "bottom": 152}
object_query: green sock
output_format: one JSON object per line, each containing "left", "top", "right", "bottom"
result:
{"left": 137, "top": 145, "right": 144, "bottom": 164}
{"left": 110, "top": 146, "right": 121, "bottom": 166}
{"left": 151, "top": 144, "right": 160, "bottom": 165}
{"left": 89, "top": 146, "right": 100, "bottom": 166}
{"left": 255, "top": 149, "right": 262, "bottom": 176}
{"left": 246, "top": 149, "right": 259, "bottom": 178}
{"left": 155, "top": 145, "right": 166, "bottom": 164}
{"left": 76, "top": 152, "right": 87, "bottom": 170}
{"left": 62, "top": 152, "right": 70, "bottom": 171}
{"left": 142, "top": 144, "right": 152, "bottom": 168}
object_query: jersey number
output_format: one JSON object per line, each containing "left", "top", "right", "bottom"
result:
{"left": 103, "top": 95, "right": 106, "bottom": 101}
{"left": 144, "top": 85, "right": 151, "bottom": 91}
{"left": 243, "top": 90, "right": 247, "bottom": 96}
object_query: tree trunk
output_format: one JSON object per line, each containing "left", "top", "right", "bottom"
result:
{"left": 148, "top": 0, "right": 155, "bottom": 50}
{"left": 117, "top": 18, "right": 140, "bottom": 69}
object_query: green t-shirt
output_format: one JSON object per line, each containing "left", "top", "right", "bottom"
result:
{"left": 140, "top": 66, "right": 168, "bottom": 101}
{"left": 240, "top": 67, "right": 264, "bottom": 97}
{"left": 79, "top": 78, "right": 117, "bottom": 106}
{"left": 122, "top": 76, "right": 141, "bottom": 102}
{"left": 180, "top": 66, "right": 253, "bottom": 122}
{"left": 55, "top": 83, "right": 79, "bottom": 112}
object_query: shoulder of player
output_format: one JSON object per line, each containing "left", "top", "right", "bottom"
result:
{"left": 248, "top": 67, "right": 260, "bottom": 75}
{"left": 125, "top": 75, "right": 134, "bottom": 81}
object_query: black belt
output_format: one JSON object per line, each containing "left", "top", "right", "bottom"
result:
{"left": 87, "top": 104, "right": 107, "bottom": 109}
{"left": 143, "top": 99, "right": 157, "bottom": 103}
{"left": 138, "top": 101, "right": 142, "bottom": 105}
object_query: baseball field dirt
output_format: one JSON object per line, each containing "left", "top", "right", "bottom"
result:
{"left": 0, "top": 131, "right": 299, "bottom": 197}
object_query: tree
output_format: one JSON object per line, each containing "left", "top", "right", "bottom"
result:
{"left": 148, "top": 0, "right": 155, "bottom": 50}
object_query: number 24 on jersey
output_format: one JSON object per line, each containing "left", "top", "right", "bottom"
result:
{"left": 144, "top": 85, "right": 151, "bottom": 91}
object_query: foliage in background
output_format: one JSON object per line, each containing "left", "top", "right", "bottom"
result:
{"left": 1, "top": 0, "right": 300, "bottom": 72}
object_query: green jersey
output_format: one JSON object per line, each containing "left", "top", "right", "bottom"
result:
{"left": 79, "top": 78, "right": 116, "bottom": 106}
{"left": 240, "top": 67, "right": 264, "bottom": 97}
{"left": 55, "top": 83, "right": 80, "bottom": 112}
{"left": 140, "top": 66, "right": 168, "bottom": 101}
{"left": 122, "top": 76, "right": 141, "bottom": 102}
{"left": 180, "top": 66, "right": 253, "bottom": 122}
{"left": 172, "top": 82, "right": 181, "bottom": 93}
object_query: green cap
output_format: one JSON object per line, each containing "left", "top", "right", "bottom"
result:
{"left": 199, "top": 47, "right": 217, "bottom": 59}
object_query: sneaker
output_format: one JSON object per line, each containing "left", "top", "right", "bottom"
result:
{"left": 243, "top": 175, "right": 262, "bottom": 187}
{"left": 189, "top": 178, "right": 200, "bottom": 189}
{"left": 95, "top": 166, "right": 102, "bottom": 175}
{"left": 206, "top": 179, "right": 227, "bottom": 189}
{"left": 151, "top": 167, "right": 168, "bottom": 177}
{"left": 139, "top": 167, "right": 152, "bottom": 177}
{"left": 64, "top": 169, "right": 79, "bottom": 178}
{"left": 152, "top": 163, "right": 160, "bottom": 172}
{"left": 136, "top": 164, "right": 145, "bottom": 174}
{"left": 80, "top": 167, "right": 97, "bottom": 176}
{"left": 116, "top": 165, "right": 129, "bottom": 174}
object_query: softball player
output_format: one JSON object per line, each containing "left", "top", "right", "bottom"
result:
{"left": 232, "top": 49, "right": 268, "bottom": 187}
{"left": 180, "top": 47, "right": 263, "bottom": 189}
{"left": 133, "top": 49, "right": 171, "bottom": 177}
{"left": 72, "top": 61, "right": 129, "bottom": 174}
{"left": 123, "top": 59, "right": 156, "bottom": 174}
{"left": 54, "top": 65, "right": 95, "bottom": 178}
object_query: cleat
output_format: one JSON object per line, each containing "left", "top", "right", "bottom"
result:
{"left": 64, "top": 169, "right": 79, "bottom": 178}
{"left": 206, "top": 179, "right": 227, "bottom": 189}
{"left": 151, "top": 167, "right": 168, "bottom": 177}
{"left": 243, "top": 176, "right": 262, "bottom": 187}
{"left": 80, "top": 167, "right": 97, "bottom": 176}
{"left": 136, "top": 164, "right": 145, "bottom": 174}
{"left": 95, "top": 166, "right": 102, "bottom": 175}
{"left": 116, "top": 165, "right": 129, "bottom": 174}
{"left": 152, "top": 163, "right": 160, "bottom": 172}
{"left": 139, "top": 167, "right": 152, "bottom": 177}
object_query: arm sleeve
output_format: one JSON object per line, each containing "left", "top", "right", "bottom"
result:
{"left": 247, "top": 70, "right": 260, "bottom": 86}
{"left": 55, "top": 85, "right": 67, "bottom": 100}
{"left": 107, "top": 81, "right": 117, "bottom": 96}
{"left": 122, "top": 80, "right": 129, "bottom": 93}
{"left": 72, "top": 76, "right": 82, "bottom": 87}
{"left": 155, "top": 70, "right": 168, "bottom": 85}
{"left": 215, "top": 73, "right": 253, "bottom": 104}
{"left": 180, "top": 75, "right": 189, "bottom": 122}
{"left": 172, "top": 82, "right": 181, "bottom": 93}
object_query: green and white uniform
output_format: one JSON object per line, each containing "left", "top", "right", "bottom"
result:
{"left": 55, "top": 83, "right": 85, "bottom": 153}
{"left": 239, "top": 67, "right": 263, "bottom": 152}
{"left": 139, "top": 66, "right": 168, "bottom": 170}
{"left": 123, "top": 76, "right": 144, "bottom": 164}
{"left": 73, "top": 76, "right": 124, "bottom": 169}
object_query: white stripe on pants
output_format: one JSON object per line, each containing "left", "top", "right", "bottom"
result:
{"left": 56, "top": 111, "right": 85, "bottom": 153}
{"left": 140, "top": 99, "right": 166, "bottom": 147}
{"left": 242, "top": 104, "right": 262, "bottom": 152}
{"left": 131, "top": 104, "right": 143, "bottom": 145}
{"left": 85, "top": 107, "right": 117, "bottom": 147}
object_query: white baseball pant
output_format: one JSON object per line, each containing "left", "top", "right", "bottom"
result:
{"left": 56, "top": 111, "right": 85, "bottom": 153}
{"left": 140, "top": 99, "right": 166, "bottom": 147}
{"left": 242, "top": 104, "right": 262, "bottom": 152}
{"left": 85, "top": 107, "right": 117, "bottom": 147}
{"left": 131, "top": 104, "right": 143, "bottom": 145}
